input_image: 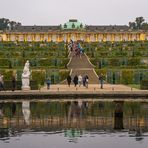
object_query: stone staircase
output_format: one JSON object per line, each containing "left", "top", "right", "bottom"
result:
{"left": 67, "top": 53, "right": 94, "bottom": 69}
{"left": 61, "top": 53, "right": 99, "bottom": 84}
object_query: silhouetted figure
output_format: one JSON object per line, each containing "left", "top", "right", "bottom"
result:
{"left": 67, "top": 75, "right": 72, "bottom": 87}
{"left": 113, "top": 72, "right": 116, "bottom": 84}
{"left": 98, "top": 73, "right": 104, "bottom": 89}
{"left": 85, "top": 75, "right": 89, "bottom": 88}
{"left": 73, "top": 75, "right": 78, "bottom": 87}
{"left": 82, "top": 75, "right": 86, "bottom": 87}
{"left": 114, "top": 102, "right": 124, "bottom": 130}
{"left": 46, "top": 79, "right": 51, "bottom": 89}
{"left": 12, "top": 75, "right": 16, "bottom": 91}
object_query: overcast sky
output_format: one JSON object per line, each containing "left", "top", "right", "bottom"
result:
{"left": 0, "top": 0, "right": 148, "bottom": 25}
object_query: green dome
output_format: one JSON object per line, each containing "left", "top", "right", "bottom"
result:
{"left": 62, "top": 19, "right": 84, "bottom": 30}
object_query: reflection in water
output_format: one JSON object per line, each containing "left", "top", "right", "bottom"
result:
{"left": 68, "top": 101, "right": 81, "bottom": 118}
{"left": 0, "top": 100, "right": 148, "bottom": 147}
{"left": 135, "top": 128, "right": 143, "bottom": 141}
{"left": 22, "top": 101, "right": 30, "bottom": 125}
{"left": 68, "top": 101, "right": 88, "bottom": 125}
{"left": 12, "top": 103, "right": 16, "bottom": 116}
{"left": 0, "top": 103, "right": 4, "bottom": 117}
{"left": 114, "top": 101, "right": 124, "bottom": 130}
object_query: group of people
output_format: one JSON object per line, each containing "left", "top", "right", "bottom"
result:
{"left": 0, "top": 73, "right": 17, "bottom": 91}
{"left": 67, "top": 73, "right": 105, "bottom": 89}
{"left": 67, "top": 75, "right": 89, "bottom": 88}
{"left": 68, "top": 40, "right": 84, "bottom": 57}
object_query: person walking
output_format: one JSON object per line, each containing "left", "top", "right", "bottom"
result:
{"left": 0, "top": 74, "right": 4, "bottom": 91}
{"left": 12, "top": 75, "right": 16, "bottom": 91}
{"left": 85, "top": 75, "right": 89, "bottom": 88}
{"left": 83, "top": 75, "right": 86, "bottom": 87}
{"left": 46, "top": 79, "right": 51, "bottom": 89}
{"left": 98, "top": 73, "right": 104, "bottom": 89}
{"left": 78, "top": 75, "right": 82, "bottom": 87}
{"left": 67, "top": 75, "right": 72, "bottom": 87}
{"left": 73, "top": 75, "right": 78, "bottom": 87}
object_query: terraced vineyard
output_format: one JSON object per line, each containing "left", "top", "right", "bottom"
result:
{"left": 0, "top": 41, "right": 148, "bottom": 88}
{"left": 0, "top": 41, "right": 69, "bottom": 85}
{"left": 82, "top": 41, "right": 148, "bottom": 84}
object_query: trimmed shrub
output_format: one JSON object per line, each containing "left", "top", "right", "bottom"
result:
{"left": 0, "top": 69, "right": 14, "bottom": 80}
{"left": 121, "top": 70, "right": 134, "bottom": 84}
{"left": 0, "top": 59, "right": 10, "bottom": 67}
{"left": 140, "top": 80, "right": 148, "bottom": 90}
{"left": 59, "top": 70, "right": 70, "bottom": 81}
{"left": 128, "top": 58, "right": 141, "bottom": 66}
{"left": 4, "top": 81, "right": 38, "bottom": 90}
{"left": 109, "top": 58, "right": 120, "bottom": 66}
{"left": 31, "top": 70, "right": 46, "bottom": 85}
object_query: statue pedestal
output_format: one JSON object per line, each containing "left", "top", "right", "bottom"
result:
{"left": 22, "top": 86, "right": 31, "bottom": 91}
{"left": 22, "top": 77, "right": 30, "bottom": 91}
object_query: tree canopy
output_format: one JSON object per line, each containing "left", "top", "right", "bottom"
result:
{"left": 129, "top": 16, "right": 148, "bottom": 30}
{"left": 0, "top": 18, "right": 21, "bottom": 31}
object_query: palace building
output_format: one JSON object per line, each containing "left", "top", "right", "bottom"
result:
{"left": 0, "top": 19, "right": 148, "bottom": 42}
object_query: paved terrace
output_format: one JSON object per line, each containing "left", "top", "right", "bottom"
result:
{"left": 0, "top": 84, "right": 148, "bottom": 100}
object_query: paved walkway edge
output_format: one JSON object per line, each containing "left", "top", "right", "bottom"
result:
{"left": 0, "top": 91, "right": 148, "bottom": 100}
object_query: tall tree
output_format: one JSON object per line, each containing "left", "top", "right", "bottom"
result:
{"left": 0, "top": 18, "right": 10, "bottom": 30}
{"left": 129, "top": 22, "right": 136, "bottom": 29}
{"left": 141, "top": 23, "right": 148, "bottom": 30}
{"left": 135, "top": 17, "right": 145, "bottom": 29}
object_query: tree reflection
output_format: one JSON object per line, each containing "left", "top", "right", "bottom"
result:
{"left": 114, "top": 101, "right": 124, "bottom": 130}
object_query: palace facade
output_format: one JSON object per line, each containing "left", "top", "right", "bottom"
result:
{"left": 0, "top": 19, "right": 148, "bottom": 42}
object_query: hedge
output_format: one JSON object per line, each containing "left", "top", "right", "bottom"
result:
{"left": 31, "top": 70, "right": 46, "bottom": 85}
{"left": 140, "top": 80, "right": 148, "bottom": 90}
{"left": 3, "top": 81, "right": 38, "bottom": 90}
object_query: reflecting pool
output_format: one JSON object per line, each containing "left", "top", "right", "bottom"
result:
{"left": 0, "top": 99, "right": 148, "bottom": 148}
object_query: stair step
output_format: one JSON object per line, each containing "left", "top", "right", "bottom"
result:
{"left": 62, "top": 52, "right": 99, "bottom": 84}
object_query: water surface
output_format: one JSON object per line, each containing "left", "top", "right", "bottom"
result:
{"left": 0, "top": 99, "right": 148, "bottom": 148}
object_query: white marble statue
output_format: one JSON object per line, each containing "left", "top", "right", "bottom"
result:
{"left": 22, "top": 60, "right": 31, "bottom": 90}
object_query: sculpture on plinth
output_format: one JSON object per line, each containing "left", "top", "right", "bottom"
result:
{"left": 22, "top": 60, "right": 31, "bottom": 90}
